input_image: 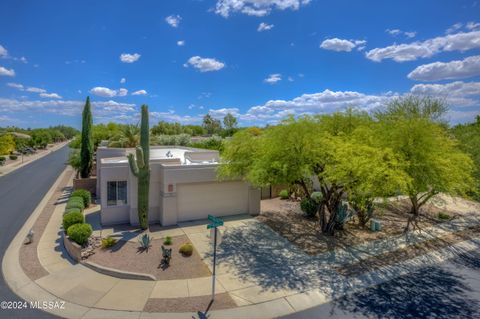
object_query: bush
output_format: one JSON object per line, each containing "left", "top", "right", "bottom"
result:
{"left": 64, "top": 207, "right": 81, "bottom": 215}
{"left": 0, "top": 156, "right": 5, "bottom": 166}
{"left": 438, "top": 212, "right": 451, "bottom": 220}
{"left": 63, "top": 212, "right": 84, "bottom": 231}
{"left": 311, "top": 192, "right": 323, "bottom": 203}
{"left": 71, "top": 189, "right": 91, "bottom": 208}
{"left": 9, "top": 155, "right": 18, "bottom": 160}
{"left": 67, "top": 223, "right": 92, "bottom": 245}
{"left": 300, "top": 197, "right": 318, "bottom": 218}
{"left": 66, "top": 196, "right": 85, "bottom": 211}
{"left": 279, "top": 189, "right": 289, "bottom": 200}
{"left": 101, "top": 237, "right": 117, "bottom": 248}
{"left": 163, "top": 236, "right": 172, "bottom": 245}
{"left": 179, "top": 243, "right": 193, "bottom": 256}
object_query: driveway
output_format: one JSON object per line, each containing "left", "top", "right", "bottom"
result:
{"left": 280, "top": 250, "right": 480, "bottom": 319}
{"left": 0, "top": 145, "right": 69, "bottom": 319}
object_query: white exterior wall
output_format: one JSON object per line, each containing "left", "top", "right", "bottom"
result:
{"left": 98, "top": 148, "right": 261, "bottom": 227}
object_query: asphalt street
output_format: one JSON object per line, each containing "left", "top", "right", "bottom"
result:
{"left": 0, "top": 145, "right": 69, "bottom": 319}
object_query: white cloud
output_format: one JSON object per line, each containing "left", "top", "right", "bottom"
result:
{"left": 446, "top": 23, "right": 463, "bottom": 34}
{"left": 386, "top": 28, "right": 416, "bottom": 38}
{"left": 264, "top": 73, "right": 282, "bottom": 84}
{"left": 26, "top": 87, "right": 46, "bottom": 93}
{"left": 132, "top": 89, "right": 147, "bottom": 95}
{"left": 177, "top": 40, "right": 185, "bottom": 46}
{"left": 39, "top": 92, "right": 62, "bottom": 99}
{"left": 208, "top": 107, "right": 240, "bottom": 118}
{"left": 6, "top": 83, "right": 23, "bottom": 90}
{"left": 165, "top": 15, "right": 181, "bottom": 28}
{"left": 466, "top": 21, "right": 480, "bottom": 31}
{"left": 117, "top": 88, "right": 128, "bottom": 97}
{"left": 366, "top": 30, "right": 480, "bottom": 62}
{"left": 215, "top": 0, "right": 311, "bottom": 17}
{"left": 120, "top": 53, "right": 141, "bottom": 63}
{"left": 184, "top": 56, "right": 225, "bottom": 72}
{"left": 90, "top": 87, "right": 118, "bottom": 97}
{"left": 0, "top": 66, "right": 15, "bottom": 76}
{"left": 0, "top": 45, "right": 7, "bottom": 57}
{"left": 0, "top": 98, "right": 136, "bottom": 120}
{"left": 320, "top": 38, "right": 366, "bottom": 52}
{"left": 120, "top": 78, "right": 126, "bottom": 84}
{"left": 258, "top": 22, "right": 274, "bottom": 32}
{"left": 410, "top": 81, "right": 480, "bottom": 106}
{"left": 408, "top": 55, "right": 480, "bottom": 81}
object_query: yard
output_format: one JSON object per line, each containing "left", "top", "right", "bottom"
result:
{"left": 258, "top": 195, "right": 480, "bottom": 256}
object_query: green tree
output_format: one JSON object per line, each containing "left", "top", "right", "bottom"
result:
{"left": 109, "top": 124, "right": 140, "bottom": 148}
{"left": 0, "top": 134, "right": 15, "bottom": 155}
{"left": 68, "top": 150, "right": 82, "bottom": 178}
{"left": 451, "top": 117, "right": 480, "bottom": 200}
{"left": 80, "top": 97, "right": 93, "bottom": 178}
{"left": 202, "top": 114, "right": 222, "bottom": 135}
{"left": 377, "top": 96, "right": 475, "bottom": 230}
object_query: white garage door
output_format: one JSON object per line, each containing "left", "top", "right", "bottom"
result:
{"left": 177, "top": 181, "right": 249, "bottom": 222}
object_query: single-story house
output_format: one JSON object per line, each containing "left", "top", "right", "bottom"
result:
{"left": 96, "top": 146, "right": 261, "bottom": 226}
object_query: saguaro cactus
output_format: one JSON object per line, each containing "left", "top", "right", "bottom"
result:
{"left": 127, "top": 105, "right": 150, "bottom": 229}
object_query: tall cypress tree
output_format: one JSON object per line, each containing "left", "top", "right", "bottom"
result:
{"left": 80, "top": 96, "right": 93, "bottom": 178}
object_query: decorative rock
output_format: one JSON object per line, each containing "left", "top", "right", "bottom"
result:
{"left": 24, "top": 229, "right": 34, "bottom": 245}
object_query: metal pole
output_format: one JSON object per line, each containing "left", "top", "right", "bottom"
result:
{"left": 212, "top": 226, "right": 217, "bottom": 301}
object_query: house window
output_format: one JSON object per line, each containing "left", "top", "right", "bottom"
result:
{"left": 107, "top": 181, "right": 127, "bottom": 206}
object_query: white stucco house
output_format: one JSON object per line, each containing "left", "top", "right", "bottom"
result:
{"left": 96, "top": 146, "right": 261, "bottom": 227}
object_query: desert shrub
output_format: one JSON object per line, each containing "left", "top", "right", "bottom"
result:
{"left": 191, "top": 135, "right": 223, "bottom": 152}
{"left": 66, "top": 196, "right": 85, "bottom": 211}
{"left": 438, "top": 212, "right": 451, "bottom": 220}
{"left": 64, "top": 207, "right": 81, "bottom": 215}
{"left": 101, "top": 237, "right": 117, "bottom": 248}
{"left": 9, "top": 155, "right": 18, "bottom": 160}
{"left": 279, "top": 189, "right": 289, "bottom": 200}
{"left": 310, "top": 191, "right": 323, "bottom": 203}
{"left": 179, "top": 243, "right": 193, "bottom": 256}
{"left": 152, "top": 134, "right": 191, "bottom": 146}
{"left": 300, "top": 197, "right": 318, "bottom": 217}
{"left": 71, "top": 189, "right": 91, "bottom": 208}
{"left": 163, "top": 236, "right": 172, "bottom": 245}
{"left": 63, "top": 212, "right": 84, "bottom": 232}
{"left": 67, "top": 223, "right": 92, "bottom": 245}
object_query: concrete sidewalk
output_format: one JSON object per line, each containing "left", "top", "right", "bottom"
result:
{"left": 4, "top": 165, "right": 480, "bottom": 318}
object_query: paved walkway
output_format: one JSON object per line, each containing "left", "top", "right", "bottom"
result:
{"left": 4, "top": 166, "right": 480, "bottom": 318}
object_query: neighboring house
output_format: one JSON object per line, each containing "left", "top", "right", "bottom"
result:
{"left": 96, "top": 146, "right": 261, "bottom": 226}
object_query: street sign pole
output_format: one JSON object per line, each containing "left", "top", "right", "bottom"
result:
{"left": 207, "top": 214, "right": 223, "bottom": 303}
{"left": 212, "top": 226, "right": 217, "bottom": 301}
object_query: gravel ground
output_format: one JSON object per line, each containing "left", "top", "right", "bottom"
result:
{"left": 19, "top": 169, "right": 74, "bottom": 280}
{"left": 143, "top": 293, "right": 236, "bottom": 313}
{"left": 87, "top": 234, "right": 211, "bottom": 280}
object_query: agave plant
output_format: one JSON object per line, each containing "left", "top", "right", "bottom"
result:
{"left": 138, "top": 233, "right": 152, "bottom": 251}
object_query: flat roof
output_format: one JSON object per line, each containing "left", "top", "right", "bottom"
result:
{"left": 101, "top": 147, "right": 219, "bottom": 165}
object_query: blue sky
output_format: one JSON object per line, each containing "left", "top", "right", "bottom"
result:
{"left": 0, "top": 0, "right": 479, "bottom": 129}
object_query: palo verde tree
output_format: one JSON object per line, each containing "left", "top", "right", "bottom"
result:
{"left": 127, "top": 105, "right": 150, "bottom": 230}
{"left": 220, "top": 113, "right": 407, "bottom": 235}
{"left": 376, "top": 96, "right": 475, "bottom": 231}
{"left": 80, "top": 96, "right": 93, "bottom": 178}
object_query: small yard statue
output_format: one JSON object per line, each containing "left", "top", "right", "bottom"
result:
{"left": 24, "top": 229, "right": 34, "bottom": 245}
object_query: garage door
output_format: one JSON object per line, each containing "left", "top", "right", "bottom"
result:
{"left": 177, "top": 181, "right": 249, "bottom": 222}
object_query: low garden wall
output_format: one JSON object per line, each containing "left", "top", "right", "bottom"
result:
{"left": 73, "top": 177, "right": 96, "bottom": 197}
{"left": 62, "top": 233, "right": 82, "bottom": 262}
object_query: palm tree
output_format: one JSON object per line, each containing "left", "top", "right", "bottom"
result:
{"left": 108, "top": 124, "right": 140, "bottom": 148}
